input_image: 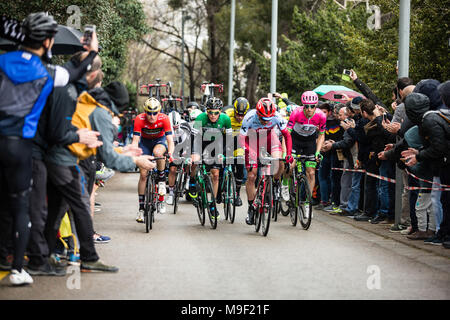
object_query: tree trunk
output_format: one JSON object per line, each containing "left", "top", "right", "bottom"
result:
{"left": 206, "top": 1, "right": 219, "bottom": 83}
{"left": 245, "top": 58, "right": 260, "bottom": 108}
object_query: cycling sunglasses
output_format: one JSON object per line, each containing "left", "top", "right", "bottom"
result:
{"left": 303, "top": 104, "right": 317, "bottom": 109}
{"left": 146, "top": 111, "right": 159, "bottom": 116}
{"left": 207, "top": 111, "right": 220, "bottom": 116}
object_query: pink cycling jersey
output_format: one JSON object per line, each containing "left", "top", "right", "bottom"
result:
{"left": 287, "top": 107, "right": 326, "bottom": 141}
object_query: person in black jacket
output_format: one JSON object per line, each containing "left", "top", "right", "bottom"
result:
{"left": 401, "top": 92, "right": 450, "bottom": 248}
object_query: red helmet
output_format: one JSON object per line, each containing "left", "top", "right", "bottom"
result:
{"left": 256, "top": 97, "right": 276, "bottom": 120}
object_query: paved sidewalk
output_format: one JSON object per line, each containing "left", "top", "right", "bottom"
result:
{"left": 316, "top": 209, "right": 450, "bottom": 260}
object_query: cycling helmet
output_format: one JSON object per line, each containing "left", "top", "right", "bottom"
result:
{"left": 143, "top": 97, "right": 161, "bottom": 113}
{"left": 186, "top": 101, "right": 199, "bottom": 109}
{"left": 205, "top": 97, "right": 223, "bottom": 110}
{"left": 169, "top": 110, "right": 182, "bottom": 129}
{"left": 233, "top": 97, "right": 250, "bottom": 115}
{"left": 189, "top": 109, "right": 202, "bottom": 120}
{"left": 22, "top": 12, "right": 58, "bottom": 44}
{"left": 256, "top": 97, "right": 276, "bottom": 120}
{"left": 301, "top": 91, "right": 319, "bottom": 105}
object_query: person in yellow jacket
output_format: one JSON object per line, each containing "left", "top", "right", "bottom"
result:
{"left": 224, "top": 97, "right": 250, "bottom": 206}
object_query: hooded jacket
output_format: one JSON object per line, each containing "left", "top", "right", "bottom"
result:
{"left": 404, "top": 93, "right": 450, "bottom": 172}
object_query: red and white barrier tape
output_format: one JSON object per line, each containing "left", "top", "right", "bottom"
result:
{"left": 331, "top": 167, "right": 450, "bottom": 191}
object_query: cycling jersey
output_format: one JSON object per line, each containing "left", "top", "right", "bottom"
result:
{"left": 133, "top": 113, "right": 172, "bottom": 140}
{"left": 225, "top": 108, "right": 244, "bottom": 136}
{"left": 239, "top": 109, "right": 292, "bottom": 167}
{"left": 287, "top": 107, "right": 326, "bottom": 142}
{"left": 192, "top": 112, "right": 232, "bottom": 132}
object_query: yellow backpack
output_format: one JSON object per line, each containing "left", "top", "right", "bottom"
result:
{"left": 68, "top": 91, "right": 113, "bottom": 160}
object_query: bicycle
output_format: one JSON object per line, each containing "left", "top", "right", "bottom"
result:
{"left": 219, "top": 155, "right": 243, "bottom": 224}
{"left": 139, "top": 78, "right": 171, "bottom": 106}
{"left": 172, "top": 156, "right": 191, "bottom": 215}
{"left": 200, "top": 82, "right": 223, "bottom": 109}
{"left": 250, "top": 150, "right": 285, "bottom": 237}
{"left": 143, "top": 156, "right": 168, "bottom": 233}
{"left": 286, "top": 154, "right": 317, "bottom": 230}
{"left": 190, "top": 160, "right": 219, "bottom": 229}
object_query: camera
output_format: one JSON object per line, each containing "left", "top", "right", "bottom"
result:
{"left": 82, "top": 25, "right": 96, "bottom": 46}
{"left": 334, "top": 94, "right": 343, "bottom": 100}
{"left": 343, "top": 69, "right": 352, "bottom": 76}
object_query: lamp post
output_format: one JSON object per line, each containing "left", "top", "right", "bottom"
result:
{"left": 228, "top": 0, "right": 236, "bottom": 106}
{"left": 270, "top": 0, "right": 278, "bottom": 95}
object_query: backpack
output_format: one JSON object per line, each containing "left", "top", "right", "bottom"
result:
{"left": 68, "top": 91, "right": 113, "bottom": 160}
{"left": 423, "top": 109, "right": 450, "bottom": 125}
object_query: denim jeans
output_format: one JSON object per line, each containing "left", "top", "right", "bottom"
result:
{"left": 431, "top": 176, "right": 443, "bottom": 232}
{"left": 346, "top": 171, "right": 362, "bottom": 213}
{"left": 378, "top": 160, "right": 395, "bottom": 218}
{"left": 318, "top": 151, "right": 341, "bottom": 204}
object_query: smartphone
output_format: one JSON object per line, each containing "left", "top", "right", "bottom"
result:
{"left": 343, "top": 69, "right": 352, "bottom": 76}
{"left": 396, "top": 60, "right": 399, "bottom": 68}
{"left": 334, "top": 94, "right": 343, "bottom": 100}
{"left": 82, "top": 25, "right": 96, "bottom": 46}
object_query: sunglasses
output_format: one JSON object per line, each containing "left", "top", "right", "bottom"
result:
{"left": 207, "top": 111, "right": 220, "bottom": 116}
{"left": 146, "top": 111, "right": 159, "bottom": 116}
{"left": 303, "top": 105, "right": 317, "bottom": 109}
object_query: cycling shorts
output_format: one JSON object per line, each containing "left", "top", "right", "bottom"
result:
{"left": 244, "top": 132, "right": 282, "bottom": 169}
{"left": 139, "top": 136, "right": 167, "bottom": 156}
{"left": 292, "top": 140, "right": 317, "bottom": 168}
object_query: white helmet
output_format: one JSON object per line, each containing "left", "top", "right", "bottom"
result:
{"left": 189, "top": 109, "right": 202, "bottom": 121}
{"left": 169, "top": 110, "right": 182, "bottom": 129}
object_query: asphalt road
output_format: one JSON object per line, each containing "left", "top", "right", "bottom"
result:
{"left": 1, "top": 172, "right": 449, "bottom": 300}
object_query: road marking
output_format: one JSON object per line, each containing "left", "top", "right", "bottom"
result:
{"left": 0, "top": 271, "right": 9, "bottom": 281}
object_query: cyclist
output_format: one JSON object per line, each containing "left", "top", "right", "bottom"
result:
{"left": 185, "top": 101, "right": 200, "bottom": 121}
{"left": 132, "top": 98, "right": 174, "bottom": 219}
{"left": 166, "top": 110, "right": 191, "bottom": 205}
{"left": 224, "top": 97, "right": 250, "bottom": 206}
{"left": 239, "top": 97, "right": 293, "bottom": 225}
{"left": 188, "top": 97, "right": 232, "bottom": 208}
{"left": 285, "top": 91, "right": 326, "bottom": 209}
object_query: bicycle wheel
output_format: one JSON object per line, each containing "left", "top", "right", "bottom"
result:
{"left": 261, "top": 177, "right": 272, "bottom": 237}
{"left": 144, "top": 174, "right": 153, "bottom": 233}
{"left": 173, "top": 167, "right": 184, "bottom": 215}
{"left": 204, "top": 175, "right": 218, "bottom": 229}
{"left": 222, "top": 171, "right": 230, "bottom": 221}
{"left": 229, "top": 171, "right": 236, "bottom": 224}
{"left": 195, "top": 181, "right": 205, "bottom": 226}
{"left": 290, "top": 174, "right": 298, "bottom": 226}
{"left": 254, "top": 183, "right": 262, "bottom": 233}
{"left": 272, "top": 181, "right": 279, "bottom": 222}
{"left": 299, "top": 177, "right": 313, "bottom": 230}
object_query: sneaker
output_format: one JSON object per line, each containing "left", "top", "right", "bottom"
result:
{"left": 324, "top": 203, "right": 336, "bottom": 212}
{"left": 166, "top": 194, "right": 174, "bottom": 205}
{"left": 68, "top": 253, "right": 81, "bottom": 266}
{"left": 281, "top": 184, "right": 290, "bottom": 201}
{"left": 354, "top": 213, "right": 373, "bottom": 222}
{"left": 158, "top": 181, "right": 166, "bottom": 196}
{"left": 188, "top": 184, "right": 198, "bottom": 199}
{"left": 370, "top": 214, "right": 387, "bottom": 224}
{"left": 235, "top": 195, "right": 242, "bottom": 207}
{"left": 245, "top": 207, "right": 255, "bottom": 225}
{"left": 400, "top": 226, "right": 417, "bottom": 236}
{"left": 80, "top": 260, "right": 119, "bottom": 273}
{"left": 26, "top": 262, "right": 66, "bottom": 276}
{"left": 9, "top": 269, "right": 33, "bottom": 285}
{"left": 424, "top": 235, "right": 443, "bottom": 246}
{"left": 390, "top": 224, "right": 407, "bottom": 233}
{"left": 136, "top": 209, "right": 144, "bottom": 223}
{"left": 210, "top": 205, "right": 219, "bottom": 220}
{"left": 0, "top": 257, "right": 12, "bottom": 271}
{"left": 49, "top": 253, "right": 68, "bottom": 268}
{"left": 315, "top": 202, "right": 330, "bottom": 210}
{"left": 328, "top": 206, "right": 342, "bottom": 215}
{"left": 93, "top": 233, "right": 111, "bottom": 244}
{"left": 443, "top": 237, "right": 450, "bottom": 249}
{"left": 340, "top": 209, "right": 356, "bottom": 217}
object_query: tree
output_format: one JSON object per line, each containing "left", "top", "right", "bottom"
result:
{"left": 0, "top": 0, "right": 148, "bottom": 83}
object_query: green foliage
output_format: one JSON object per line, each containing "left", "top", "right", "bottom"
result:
{"left": 124, "top": 81, "right": 137, "bottom": 109}
{"left": 0, "top": 0, "right": 148, "bottom": 84}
